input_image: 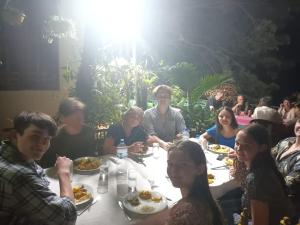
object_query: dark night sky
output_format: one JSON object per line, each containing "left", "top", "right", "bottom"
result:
{"left": 274, "top": 8, "right": 300, "bottom": 103}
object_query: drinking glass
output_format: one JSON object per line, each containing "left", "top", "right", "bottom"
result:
{"left": 97, "top": 161, "right": 109, "bottom": 194}
{"left": 117, "top": 166, "right": 128, "bottom": 199}
{"left": 128, "top": 169, "right": 137, "bottom": 193}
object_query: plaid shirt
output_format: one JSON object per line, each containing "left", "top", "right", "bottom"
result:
{"left": 0, "top": 143, "right": 77, "bottom": 225}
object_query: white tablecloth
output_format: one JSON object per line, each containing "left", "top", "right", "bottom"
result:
{"left": 45, "top": 145, "right": 238, "bottom": 225}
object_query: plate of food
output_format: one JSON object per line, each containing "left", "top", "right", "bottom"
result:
{"left": 123, "top": 190, "right": 167, "bottom": 215}
{"left": 223, "top": 157, "right": 234, "bottom": 167}
{"left": 208, "top": 144, "right": 232, "bottom": 154}
{"left": 72, "top": 183, "right": 93, "bottom": 206}
{"left": 207, "top": 173, "right": 216, "bottom": 185}
{"left": 129, "top": 146, "right": 153, "bottom": 158}
{"left": 73, "top": 157, "right": 101, "bottom": 172}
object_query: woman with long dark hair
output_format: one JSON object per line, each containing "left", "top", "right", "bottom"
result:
{"left": 235, "top": 124, "right": 293, "bottom": 225}
{"left": 200, "top": 106, "right": 239, "bottom": 149}
{"left": 135, "top": 140, "right": 224, "bottom": 225}
{"left": 167, "top": 141, "right": 224, "bottom": 225}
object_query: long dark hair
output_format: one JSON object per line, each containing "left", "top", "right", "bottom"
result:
{"left": 242, "top": 124, "right": 288, "bottom": 195}
{"left": 216, "top": 106, "right": 238, "bottom": 131}
{"left": 168, "top": 141, "right": 224, "bottom": 225}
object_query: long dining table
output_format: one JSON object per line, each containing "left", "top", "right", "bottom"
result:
{"left": 45, "top": 142, "right": 239, "bottom": 225}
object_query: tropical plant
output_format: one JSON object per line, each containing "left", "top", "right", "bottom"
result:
{"left": 169, "top": 73, "right": 232, "bottom": 135}
{"left": 74, "top": 51, "right": 158, "bottom": 126}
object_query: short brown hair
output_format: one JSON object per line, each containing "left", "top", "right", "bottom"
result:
{"left": 153, "top": 85, "right": 172, "bottom": 97}
{"left": 58, "top": 97, "right": 85, "bottom": 117}
{"left": 14, "top": 111, "right": 57, "bottom": 136}
{"left": 123, "top": 106, "right": 144, "bottom": 120}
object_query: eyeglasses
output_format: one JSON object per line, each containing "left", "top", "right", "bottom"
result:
{"left": 156, "top": 94, "right": 171, "bottom": 99}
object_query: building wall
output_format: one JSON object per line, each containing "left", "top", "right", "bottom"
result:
{"left": 0, "top": 90, "right": 68, "bottom": 128}
{"left": 0, "top": 0, "right": 83, "bottom": 136}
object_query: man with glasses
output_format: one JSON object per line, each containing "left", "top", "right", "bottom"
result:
{"left": 0, "top": 111, "right": 76, "bottom": 225}
{"left": 143, "top": 85, "right": 186, "bottom": 149}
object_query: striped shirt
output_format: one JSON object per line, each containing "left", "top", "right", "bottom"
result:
{"left": 0, "top": 143, "right": 77, "bottom": 225}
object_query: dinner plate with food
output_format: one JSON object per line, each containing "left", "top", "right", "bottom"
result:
{"left": 73, "top": 157, "right": 101, "bottom": 172}
{"left": 123, "top": 190, "right": 167, "bottom": 214}
{"left": 223, "top": 157, "right": 234, "bottom": 167}
{"left": 208, "top": 144, "right": 233, "bottom": 154}
{"left": 207, "top": 173, "right": 216, "bottom": 185}
{"left": 72, "top": 183, "right": 93, "bottom": 207}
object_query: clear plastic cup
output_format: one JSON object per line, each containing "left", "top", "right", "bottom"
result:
{"left": 97, "top": 161, "right": 109, "bottom": 194}
{"left": 128, "top": 169, "right": 137, "bottom": 193}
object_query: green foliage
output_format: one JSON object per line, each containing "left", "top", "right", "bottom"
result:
{"left": 233, "top": 70, "right": 279, "bottom": 104}
{"left": 169, "top": 73, "right": 230, "bottom": 134}
{"left": 181, "top": 102, "right": 216, "bottom": 134}
{"left": 191, "top": 73, "right": 233, "bottom": 103}
{"left": 76, "top": 52, "right": 158, "bottom": 125}
{"left": 161, "top": 62, "right": 201, "bottom": 93}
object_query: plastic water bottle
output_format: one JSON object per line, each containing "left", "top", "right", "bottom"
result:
{"left": 182, "top": 128, "right": 190, "bottom": 140}
{"left": 116, "top": 139, "right": 128, "bottom": 159}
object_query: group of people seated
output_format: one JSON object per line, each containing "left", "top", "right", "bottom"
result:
{"left": 1, "top": 84, "right": 300, "bottom": 225}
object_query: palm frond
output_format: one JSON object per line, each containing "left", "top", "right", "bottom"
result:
{"left": 191, "top": 73, "right": 233, "bottom": 103}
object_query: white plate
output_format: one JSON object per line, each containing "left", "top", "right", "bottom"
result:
{"left": 73, "top": 157, "right": 101, "bottom": 172}
{"left": 129, "top": 147, "right": 153, "bottom": 158}
{"left": 208, "top": 144, "right": 233, "bottom": 154}
{"left": 72, "top": 183, "right": 93, "bottom": 206}
{"left": 123, "top": 191, "right": 167, "bottom": 215}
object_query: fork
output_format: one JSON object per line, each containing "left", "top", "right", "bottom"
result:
{"left": 77, "top": 195, "right": 101, "bottom": 216}
{"left": 118, "top": 200, "right": 132, "bottom": 221}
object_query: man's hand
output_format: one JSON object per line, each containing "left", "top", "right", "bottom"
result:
{"left": 55, "top": 156, "right": 72, "bottom": 177}
{"left": 161, "top": 141, "right": 173, "bottom": 150}
{"left": 176, "top": 133, "right": 183, "bottom": 139}
{"left": 128, "top": 142, "right": 144, "bottom": 153}
{"left": 228, "top": 148, "right": 237, "bottom": 159}
{"left": 55, "top": 156, "right": 74, "bottom": 201}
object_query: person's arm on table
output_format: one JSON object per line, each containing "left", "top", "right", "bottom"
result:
{"left": 148, "top": 135, "right": 173, "bottom": 150}
{"left": 128, "top": 141, "right": 145, "bottom": 153}
{"left": 55, "top": 156, "right": 74, "bottom": 201}
{"left": 13, "top": 164, "right": 77, "bottom": 224}
{"left": 199, "top": 132, "right": 212, "bottom": 150}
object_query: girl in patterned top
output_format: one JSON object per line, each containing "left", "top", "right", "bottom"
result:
{"left": 235, "top": 124, "right": 293, "bottom": 225}
{"left": 135, "top": 140, "right": 224, "bottom": 225}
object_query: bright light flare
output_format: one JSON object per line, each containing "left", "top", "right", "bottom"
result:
{"left": 80, "top": 0, "right": 142, "bottom": 41}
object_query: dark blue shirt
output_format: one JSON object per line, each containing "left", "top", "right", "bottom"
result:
{"left": 107, "top": 123, "right": 147, "bottom": 146}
